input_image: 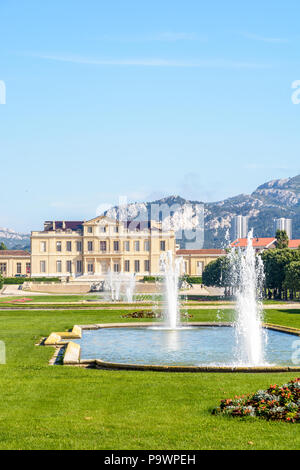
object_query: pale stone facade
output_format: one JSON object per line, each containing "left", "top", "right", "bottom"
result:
{"left": 30, "top": 216, "right": 176, "bottom": 279}
{"left": 0, "top": 250, "right": 31, "bottom": 278}
{"left": 176, "top": 249, "right": 226, "bottom": 276}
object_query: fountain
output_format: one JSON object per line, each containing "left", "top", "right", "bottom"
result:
{"left": 229, "top": 230, "right": 266, "bottom": 366}
{"left": 70, "top": 232, "right": 299, "bottom": 371}
{"left": 125, "top": 273, "right": 136, "bottom": 303}
{"left": 160, "top": 250, "right": 183, "bottom": 329}
{"left": 104, "top": 270, "right": 136, "bottom": 302}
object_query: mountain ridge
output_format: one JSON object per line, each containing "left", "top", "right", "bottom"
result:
{"left": 2, "top": 174, "right": 300, "bottom": 249}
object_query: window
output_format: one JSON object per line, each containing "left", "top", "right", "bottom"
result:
{"left": 87, "top": 226, "right": 93, "bottom": 233}
{"left": 144, "top": 240, "right": 150, "bottom": 251}
{"left": 76, "top": 261, "right": 82, "bottom": 273}
{"left": 66, "top": 241, "right": 72, "bottom": 252}
{"left": 26, "top": 263, "right": 31, "bottom": 274}
{"left": 101, "top": 262, "right": 107, "bottom": 274}
{"left": 114, "top": 226, "right": 119, "bottom": 233}
{"left": 99, "top": 226, "right": 106, "bottom": 233}
{"left": 124, "top": 241, "right": 130, "bottom": 251}
{"left": 144, "top": 260, "right": 150, "bottom": 272}
{"left": 100, "top": 241, "right": 107, "bottom": 252}
{"left": 76, "top": 241, "right": 82, "bottom": 252}
{"left": 114, "top": 263, "right": 120, "bottom": 273}
{"left": 40, "top": 261, "right": 46, "bottom": 273}
{"left": 134, "top": 241, "right": 140, "bottom": 252}
{"left": 0, "top": 263, "right": 7, "bottom": 274}
{"left": 113, "top": 241, "right": 119, "bottom": 252}
{"left": 56, "top": 260, "right": 62, "bottom": 273}
{"left": 124, "top": 260, "right": 130, "bottom": 272}
{"left": 66, "top": 260, "right": 72, "bottom": 273}
{"left": 160, "top": 240, "right": 166, "bottom": 251}
{"left": 134, "top": 260, "right": 140, "bottom": 273}
{"left": 196, "top": 261, "right": 203, "bottom": 275}
{"left": 16, "top": 263, "right": 22, "bottom": 274}
{"left": 88, "top": 241, "right": 93, "bottom": 252}
{"left": 87, "top": 263, "right": 94, "bottom": 274}
{"left": 56, "top": 241, "right": 62, "bottom": 252}
{"left": 40, "top": 241, "right": 46, "bottom": 252}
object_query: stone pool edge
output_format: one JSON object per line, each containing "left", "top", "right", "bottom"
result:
{"left": 41, "top": 322, "right": 300, "bottom": 373}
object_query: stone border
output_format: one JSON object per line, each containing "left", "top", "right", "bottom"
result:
{"left": 42, "top": 322, "right": 300, "bottom": 372}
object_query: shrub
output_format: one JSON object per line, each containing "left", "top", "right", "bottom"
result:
{"left": 3, "top": 277, "right": 61, "bottom": 285}
{"left": 0, "top": 273, "right": 3, "bottom": 290}
{"left": 182, "top": 275, "right": 202, "bottom": 284}
{"left": 213, "top": 377, "right": 300, "bottom": 423}
{"left": 142, "top": 276, "right": 162, "bottom": 283}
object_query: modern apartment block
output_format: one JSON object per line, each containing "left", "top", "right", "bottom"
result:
{"left": 274, "top": 218, "right": 292, "bottom": 239}
{"left": 233, "top": 215, "right": 249, "bottom": 240}
{"left": 30, "top": 216, "right": 176, "bottom": 279}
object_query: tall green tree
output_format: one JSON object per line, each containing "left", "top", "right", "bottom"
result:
{"left": 202, "top": 256, "right": 231, "bottom": 287}
{"left": 275, "top": 229, "right": 289, "bottom": 249}
{"left": 0, "top": 242, "right": 7, "bottom": 250}
{"left": 284, "top": 261, "right": 300, "bottom": 292}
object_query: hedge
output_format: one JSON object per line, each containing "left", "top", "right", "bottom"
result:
{"left": 142, "top": 275, "right": 202, "bottom": 284}
{"left": 184, "top": 276, "right": 203, "bottom": 284}
{"left": 3, "top": 277, "right": 61, "bottom": 285}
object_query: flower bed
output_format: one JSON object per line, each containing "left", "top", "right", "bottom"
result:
{"left": 213, "top": 378, "right": 300, "bottom": 423}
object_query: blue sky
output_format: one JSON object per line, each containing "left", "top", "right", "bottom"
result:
{"left": 1, "top": 0, "right": 300, "bottom": 231}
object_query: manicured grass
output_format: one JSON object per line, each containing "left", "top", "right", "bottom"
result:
{"left": 0, "top": 294, "right": 100, "bottom": 303}
{"left": 0, "top": 307, "right": 299, "bottom": 449}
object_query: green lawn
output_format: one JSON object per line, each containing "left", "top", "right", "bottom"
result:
{"left": 0, "top": 307, "right": 299, "bottom": 450}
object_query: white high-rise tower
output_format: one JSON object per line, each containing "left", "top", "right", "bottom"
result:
{"left": 233, "top": 215, "right": 249, "bottom": 239}
{"left": 274, "top": 218, "right": 292, "bottom": 239}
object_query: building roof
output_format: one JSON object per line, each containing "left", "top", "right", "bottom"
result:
{"left": 288, "top": 240, "right": 300, "bottom": 249}
{"left": 123, "top": 221, "right": 160, "bottom": 231}
{"left": 176, "top": 249, "right": 226, "bottom": 255}
{"left": 44, "top": 221, "right": 83, "bottom": 232}
{"left": 231, "top": 238, "right": 276, "bottom": 248}
{"left": 0, "top": 250, "right": 30, "bottom": 258}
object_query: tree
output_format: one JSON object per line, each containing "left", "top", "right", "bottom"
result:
{"left": 0, "top": 242, "right": 7, "bottom": 250}
{"left": 284, "top": 261, "right": 300, "bottom": 295}
{"left": 202, "top": 256, "right": 231, "bottom": 288}
{"left": 0, "top": 273, "right": 3, "bottom": 290}
{"left": 275, "top": 229, "right": 289, "bottom": 249}
{"left": 261, "top": 248, "right": 300, "bottom": 299}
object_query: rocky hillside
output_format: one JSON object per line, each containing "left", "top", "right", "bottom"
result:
{"left": 105, "top": 175, "right": 300, "bottom": 248}
{"left": 2, "top": 175, "right": 300, "bottom": 250}
{"left": 0, "top": 228, "right": 30, "bottom": 250}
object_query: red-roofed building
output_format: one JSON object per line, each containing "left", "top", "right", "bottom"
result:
{"left": 231, "top": 238, "right": 277, "bottom": 252}
{"left": 231, "top": 237, "right": 300, "bottom": 252}
{"left": 176, "top": 248, "right": 226, "bottom": 276}
{"left": 0, "top": 250, "right": 31, "bottom": 278}
{"left": 288, "top": 240, "right": 300, "bottom": 249}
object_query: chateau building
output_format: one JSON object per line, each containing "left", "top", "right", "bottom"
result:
{"left": 30, "top": 216, "right": 176, "bottom": 279}
{"left": 0, "top": 250, "right": 31, "bottom": 278}
{"left": 176, "top": 249, "right": 226, "bottom": 276}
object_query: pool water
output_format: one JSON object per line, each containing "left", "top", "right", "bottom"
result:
{"left": 74, "top": 326, "right": 298, "bottom": 367}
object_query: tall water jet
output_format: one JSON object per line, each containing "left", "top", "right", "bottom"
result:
{"left": 124, "top": 273, "right": 136, "bottom": 303}
{"left": 229, "top": 230, "right": 265, "bottom": 365}
{"left": 160, "top": 250, "right": 183, "bottom": 329}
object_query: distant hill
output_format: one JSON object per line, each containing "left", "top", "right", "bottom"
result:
{"left": 0, "top": 227, "right": 30, "bottom": 250}
{"left": 105, "top": 175, "right": 300, "bottom": 248}
{"left": 2, "top": 174, "right": 300, "bottom": 250}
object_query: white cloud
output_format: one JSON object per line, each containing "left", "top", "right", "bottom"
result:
{"left": 243, "top": 33, "right": 288, "bottom": 44}
{"left": 34, "top": 54, "right": 270, "bottom": 69}
{"left": 93, "top": 32, "right": 205, "bottom": 42}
